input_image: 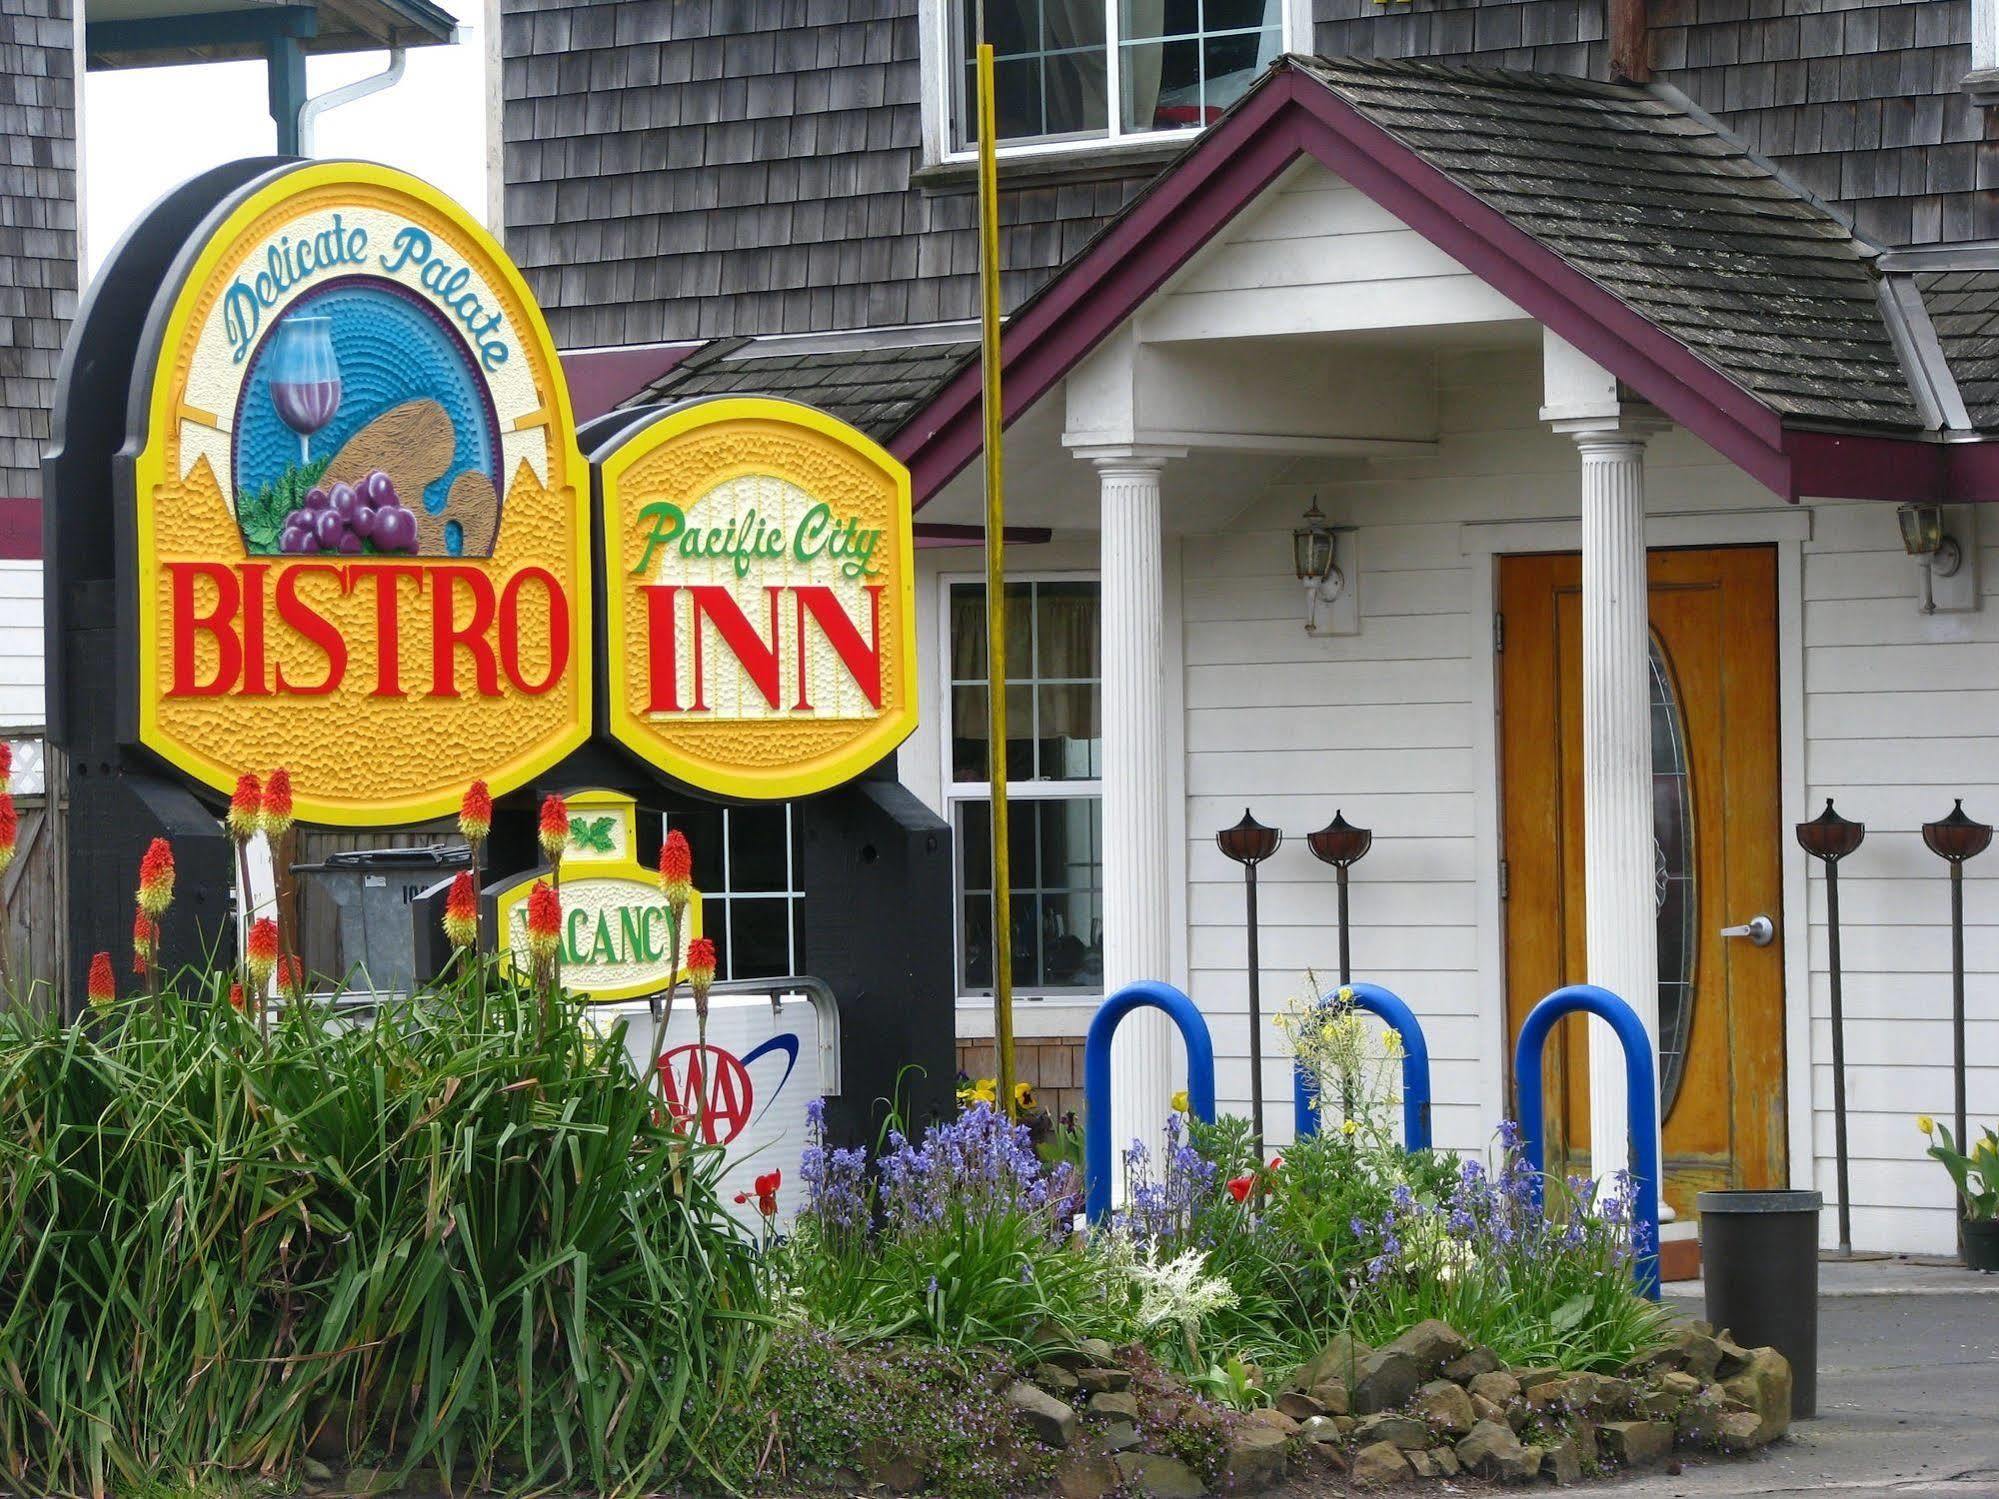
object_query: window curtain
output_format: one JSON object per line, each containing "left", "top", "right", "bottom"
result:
{"left": 1120, "top": 0, "right": 1166, "bottom": 131}
{"left": 1043, "top": 0, "right": 1111, "bottom": 134}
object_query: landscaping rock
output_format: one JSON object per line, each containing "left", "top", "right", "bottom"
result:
{"left": 1334, "top": 1415, "right": 1357, "bottom": 1436}
{"left": 1470, "top": 1392, "right": 1508, "bottom": 1427}
{"left": 1719, "top": 1346, "right": 1793, "bottom": 1446}
{"left": 1644, "top": 1370, "right": 1702, "bottom": 1420}
{"left": 1717, "top": 1409, "right": 1765, "bottom": 1452}
{"left": 858, "top": 1436, "right": 923, "bottom": 1491}
{"left": 1713, "top": 1330, "right": 1755, "bottom": 1381}
{"left": 1087, "top": 1390, "right": 1140, "bottom": 1422}
{"left": 1384, "top": 1318, "right": 1471, "bottom": 1373}
{"left": 1442, "top": 1345, "right": 1502, "bottom": 1384}
{"left": 1298, "top": 1415, "right": 1341, "bottom": 1444}
{"left": 1055, "top": 1453, "right": 1121, "bottom": 1499}
{"left": 1673, "top": 1386, "right": 1734, "bottom": 1447}
{"left": 1355, "top": 1412, "right": 1431, "bottom": 1450}
{"left": 1293, "top": 1332, "right": 1369, "bottom": 1390}
{"left": 1112, "top": 1452, "right": 1207, "bottom": 1498}
{"left": 1350, "top": 1440, "right": 1411, "bottom": 1487}
{"left": 1414, "top": 1378, "right": 1476, "bottom": 1438}
{"left": 1592, "top": 1375, "right": 1637, "bottom": 1415}
{"left": 1034, "top": 1362, "right": 1082, "bottom": 1394}
{"left": 1512, "top": 1366, "right": 1565, "bottom": 1392}
{"left": 1467, "top": 1370, "right": 1521, "bottom": 1405}
{"left": 1406, "top": 1448, "right": 1449, "bottom": 1478}
{"left": 1308, "top": 1379, "right": 1351, "bottom": 1415}
{"left": 1245, "top": 1407, "right": 1300, "bottom": 1437}
{"left": 1599, "top": 1420, "right": 1673, "bottom": 1468}
{"left": 1077, "top": 1337, "right": 1118, "bottom": 1367}
{"left": 1077, "top": 1366, "right": 1132, "bottom": 1394}
{"left": 1653, "top": 1326, "right": 1723, "bottom": 1383}
{"left": 1274, "top": 1389, "right": 1323, "bottom": 1421}
{"left": 1542, "top": 1432, "right": 1586, "bottom": 1485}
{"left": 1456, "top": 1418, "right": 1541, "bottom": 1482}
{"left": 1006, "top": 1380, "right": 1077, "bottom": 1448}
{"left": 1351, "top": 1349, "right": 1424, "bottom": 1414}
{"left": 1224, "top": 1424, "right": 1290, "bottom": 1490}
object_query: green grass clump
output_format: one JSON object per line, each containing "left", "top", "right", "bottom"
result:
{"left": 0, "top": 968, "right": 763, "bottom": 1497}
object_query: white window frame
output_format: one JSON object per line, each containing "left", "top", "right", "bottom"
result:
{"left": 1978, "top": 0, "right": 1999, "bottom": 74}
{"left": 919, "top": 0, "right": 1312, "bottom": 165}
{"left": 938, "top": 569, "right": 1104, "bottom": 1002}
{"left": 660, "top": 806, "right": 804, "bottom": 982}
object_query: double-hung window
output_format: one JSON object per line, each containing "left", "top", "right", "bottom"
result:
{"left": 660, "top": 805, "right": 804, "bottom": 982}
{"left": 945, "top": 578, "right": 1103, "bottom": 998}
{"left": 944, "top": 0, "right": 1290, "bottom": 153}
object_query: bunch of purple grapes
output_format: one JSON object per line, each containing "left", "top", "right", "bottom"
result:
{"left": 278, "top": 471, "right": 421, "bottom": 555}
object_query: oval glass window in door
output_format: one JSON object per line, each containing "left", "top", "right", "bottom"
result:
{"left": 1650, "top": 636, "right": 1697, "bottom": 1118}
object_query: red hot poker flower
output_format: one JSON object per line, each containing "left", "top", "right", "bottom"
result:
{"left": 277, "top": 954, "right": 304, "bottom": 995}
{"left": 458, "top": 780, "right": 492, "bottom": 848}
{"left": 261, "top": 768, "right": 295, "bottom": 839}
{"left": 227, "top": 773, "right": 262, "bottom": 844}
{"left": 443, "top": 870, "right": 479, "bottom": 950}
{"left": 687, "top": 936, "right": 717, "bottom": 1018}
{"left": 538, "top": 794, "right": 569, "bottom": 864}
{"left": 136, "top": 838, "right": 176, "bottom": 918}
{"left": 87, "top": 952, "right": 115, "bottom": 1009}
{"left": 246, "top": 917, "right": 279, "bottom": 992}
{"left": 132, "top": 909, "right": 158, "bottom": 974}
{"left": 525, "top": 880, "right": 561, "bottom": 965}
{"left": 227, "top": 981, "right": 245, "bottom": 1011}
{"left": 0, "top": 741, "right": 12, "bottom": 795}
{"left": 658, "top": 830, "right": 693, "bottom": 908}
{"left": 1227, "top": 1175, "right": 1254, "bottom": 1204}
{"left": 0, "top": 793, "right": 17, "bottom": 876}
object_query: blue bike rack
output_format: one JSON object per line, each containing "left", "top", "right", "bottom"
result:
{"left": 1293, "top": 982, "right": 1433, "bottom": 1152}
{"left": 1513, "top": 984, "right": 1662, "bottom": 1300}
{"left": 1083, "top": 981, "right": 1216, "bottom": 1222}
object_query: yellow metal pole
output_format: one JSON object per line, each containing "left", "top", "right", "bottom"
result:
{"left": 975, "top": 37, "right": 1017, "bottom": 1121}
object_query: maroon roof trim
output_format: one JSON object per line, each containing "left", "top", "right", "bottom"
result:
{"left": 890, "top": 63, "right": 1994, "bottom": 506}
{"left": 0, "top": 499, "right": 40, "bottom": 560}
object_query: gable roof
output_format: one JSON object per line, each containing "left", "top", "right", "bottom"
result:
{"left": 881, "top": 55, "right": 1999, "bottom": 506}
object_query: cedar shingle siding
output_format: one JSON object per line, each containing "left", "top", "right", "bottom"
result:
{"left": 0, "top": 0, "right": 76, "bottom": 500}
{"left": 1313, "top": 0, "right": 1989, "bottom": 248}
{"left": 501, "top": 0, "right": 1159, "bottom": 348}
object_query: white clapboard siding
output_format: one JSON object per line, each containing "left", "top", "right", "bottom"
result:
{"left": 0, "top": 563, "right": 43, "bottom": 728}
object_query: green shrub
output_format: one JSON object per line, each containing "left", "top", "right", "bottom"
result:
{"left": 0, "top": 968, "right": 763, "bottom": 1496}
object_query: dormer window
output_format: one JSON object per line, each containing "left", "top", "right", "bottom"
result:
{"left": 932, "top": 0, "right": 1291, "bottom": 157}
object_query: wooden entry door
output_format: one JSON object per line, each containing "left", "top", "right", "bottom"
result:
{"left": 1499, "top": 546, "right": 1785, "bottom": 1217}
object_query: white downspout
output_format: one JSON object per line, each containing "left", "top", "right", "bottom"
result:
{"left": 296, "top": 45, "right": 411, "bottom": 157}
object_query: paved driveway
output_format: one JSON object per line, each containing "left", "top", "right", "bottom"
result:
{"left": 1576, "top": 1260, "right": 1999, "bottom": 1496}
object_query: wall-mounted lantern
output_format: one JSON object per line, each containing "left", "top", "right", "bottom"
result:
{"left": 1217, "top": 809, "right": 1283, "bottom": 1151}
{"left": 1923, "top": 800, "right": 1991, "bottom": 1189}
{"left": 1293, "top": 499, "right": 1354, "bottom": 635}
{"left": 1306, "top": 810, "right": 1373, "bottom": 986}
{"left": 1797, "top": 798, "right": 1865, "bottom": 1255}
{"left": 1897, "top": 502, "right": 1976, "bottom": 614}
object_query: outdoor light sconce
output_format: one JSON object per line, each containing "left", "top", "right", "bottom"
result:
{"left": 1293, "top": 499, "right": 1358, "bottom": 636}
{"left": 1923, "top": 800, "right": 1991, "bottom": 1219}
{"left": 1897, "top": 503, "right": 1980, "bottom": 614}
{"left": 1217, "top": 809, "right": 1283, "bottom": 1151}
{"left": 1797, "top": 799, "right": 1865, "bottom": 1257}
{"left": 1306, "top": 810, "right": 1373, "bottom": 985}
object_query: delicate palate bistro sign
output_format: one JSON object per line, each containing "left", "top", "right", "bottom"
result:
{"left": 491, "top": 790, "right": 704, "bottom": 1001}
{"left": 126, "top": 161, "right": 591, "bottom": 825}
{"left": 597, "top": 397, "right": 918, "bottom": 800}
{"left": 109, "top": 161, "right": 916, "bottom": 827}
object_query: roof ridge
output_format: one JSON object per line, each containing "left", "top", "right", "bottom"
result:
{"left": 1291, "top": 51, "right": 1655, "bottom": 103}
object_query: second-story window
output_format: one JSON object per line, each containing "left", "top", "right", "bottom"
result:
{"left": 952, "top": 0, "right": 1287, "bottom": 151}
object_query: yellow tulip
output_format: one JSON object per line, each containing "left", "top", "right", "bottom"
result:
{"left": 1171, "top": 1089, "right": 1190, "bottom": 1114}
{"left": 1918, "top": 1114, "right": 1935, "bottom": 1136}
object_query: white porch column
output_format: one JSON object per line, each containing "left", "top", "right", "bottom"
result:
{"left": 1084, "top": 446, "right": 1180, "bottom": 1164}
{"left": 1558, "top": 415, "right": 1665, "bottom": 1188}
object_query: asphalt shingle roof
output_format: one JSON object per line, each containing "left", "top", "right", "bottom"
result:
{"left": 1293, "top": 56, "right": 1920, "bottom": 431}
{"left": 636, "top": 336, "right": 978, "bottom": 442}
{"left": 1913, "top": 270, "right": 1999, "bottom": 432}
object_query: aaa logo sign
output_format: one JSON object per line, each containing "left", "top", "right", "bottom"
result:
{"left": 598, "top": 398, "right": 917, "bottom": 800}
{"left": 126, "top": 161, "right": 589, "bottom": 825}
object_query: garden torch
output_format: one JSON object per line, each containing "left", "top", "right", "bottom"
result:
{"left": 1216, "top": 810, "right": 1282, "bottom": 1151}
{"left": 1796, "top": 799, "right": 1864, "bottom": 1255}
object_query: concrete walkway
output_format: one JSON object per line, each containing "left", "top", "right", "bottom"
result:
{"left": 1574, "top": 1258, "right": 1999, "bottom": 1496}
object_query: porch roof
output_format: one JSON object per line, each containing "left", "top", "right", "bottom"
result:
{"left": 622, "top": 55, "right": 1999, "bottom": 506}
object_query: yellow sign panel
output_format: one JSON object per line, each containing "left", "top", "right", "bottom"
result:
{"left": 598, "top": 398, "right": 918, "bottom": 800}
{"left": 491, "top": 789, "right": 704, "bottom": 1003}
{"left": 128, "top": 161, "right": 591, "bottom": 826}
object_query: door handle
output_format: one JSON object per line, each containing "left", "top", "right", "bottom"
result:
{"left": 1719, "top": 915, "right": 1775, "bottom": 947}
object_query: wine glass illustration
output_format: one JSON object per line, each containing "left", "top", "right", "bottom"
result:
{"left": 267, "top": 314, "right": 342, "bottom": 465}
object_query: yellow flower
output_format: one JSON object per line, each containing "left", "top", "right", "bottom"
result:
{"left": 1382, "top": 1029, "right": 1402, "bottom": 1057}
{"left": 1014, "top": 1081, "right": 1037, "bottom": 1110}
{"left": 1918, "top": 1115, "right": 1935, "bottom": 1136}
{"left": 1337, "top": 986, "right": 1354, "bottom": 1003}
{"left": 1172, "top": 1089, "right": 1190, "bottom": 1114}
{"left": 1341, "top": 1118, "right": 1358, "bottom": 1136}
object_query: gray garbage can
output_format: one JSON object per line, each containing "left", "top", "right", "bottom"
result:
{"left": 293, "top": 845, "right": 472, "bottom": 996}
{"left": 1696, "top": 1189, "right": 1821, "bottom": 1418}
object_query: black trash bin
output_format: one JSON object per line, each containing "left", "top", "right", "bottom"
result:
{"left": 1696, "top": 1189, "right": 1821, "bottom": 1418}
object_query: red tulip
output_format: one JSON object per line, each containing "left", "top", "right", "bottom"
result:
{"left": 1227, "top": 1175, "right": 1254, "bottom": 1204}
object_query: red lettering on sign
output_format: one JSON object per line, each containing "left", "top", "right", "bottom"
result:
{"left": 273, "top": 563, "right": 345, "bottom": 695}
{"left": 639, "top": 584, "right": 886, "bottom": 716}
{"left": 499, "top": 566, "right": 567, "bottom": 694}
{"left": 657, "top": 1043, "right": 755, "bottom": 1145}
{"left": 429, "top": 565, "right": 499, "bottom": 698}
{"left": 641, "top": 584, "right": 680, "bottom": 711}
{"left": 167, "top": 561, "right": 242, "bottom": 697}
{"left": 689, "top": 585, "right": 783, "bottom": 712}
{"left": 239, "top": 563, "right": 271, "bottom": 697}
{"left": 793, "top": 584, "right": 883, "bottom": 710}
{"left": 366, "top": 564, "right": 425, "bottom": 698}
